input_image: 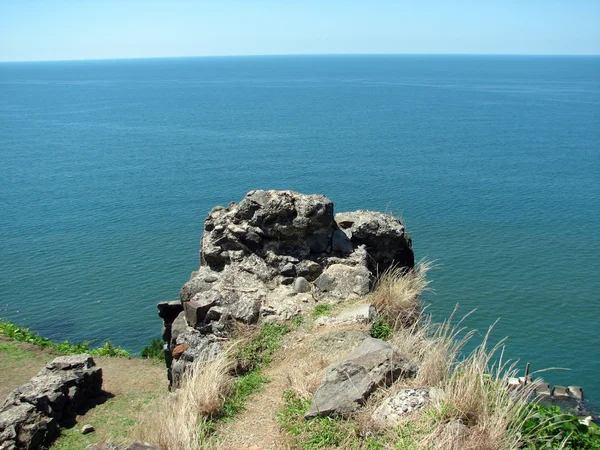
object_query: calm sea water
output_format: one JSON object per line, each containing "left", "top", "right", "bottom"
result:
{"left": 0, "top": 55, "right": 598, "bottom": 405}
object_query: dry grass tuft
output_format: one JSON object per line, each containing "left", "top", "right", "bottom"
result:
{"left": 420, "top": 325, "right": 539, "bottom": 450}
{"left": 133, "top": 352, "right": 232, "bottom": 450}
{"left": 368, "top": 260, "right": 433, "bottom": 331}
{"left": 285, "top": 355, "right": 331, "bottom": 400}
{"left": 389, "top": 308, "right": 475, "bottom": 386}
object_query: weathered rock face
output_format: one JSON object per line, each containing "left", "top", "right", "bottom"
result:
{"left": 158, "top": 190, "right": 414, "bottom": 385}
{"left": 0, "top": 354, "right": 102, "bottom": 450}
{"left": 372, "top": 387, "right": 445, "bottom": 426}
{"left": 335, "top": 210, "right": 414, "bottom": 273}
{"left": 305, "top": 338, "right": 417, "bottom": 418}
{"left": 201, "top": 190, "right": 334, "bottom": 269}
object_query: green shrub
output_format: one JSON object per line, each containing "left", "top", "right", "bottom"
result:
{"left": 370, "top": 317, "right": 393, "bottom": 340}
{"left": 0, "top": 320, "right": 130, "bottom": 358}
{"left": 141, "top": 338, "right": 165, "bottom": 361}
{"left": 520, "top": 403, "right": 600, "bottom": 449}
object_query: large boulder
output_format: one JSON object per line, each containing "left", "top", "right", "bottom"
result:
{"left": 0, "top": 354, "right": 103, "bottom": 450}
{"left": 305, "top": 338, "right": 417, "bottom": 418}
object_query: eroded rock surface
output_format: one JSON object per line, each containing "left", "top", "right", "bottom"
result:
{"left": 372, "top": 387, "right": 445, "bottom": 426}
{"left": 158, "top": 190, "right": 414, "bottom": 385}
{"left": 0, "top": 354, "right": 102, "bottom": 450}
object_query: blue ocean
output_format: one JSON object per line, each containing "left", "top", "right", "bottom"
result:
{"left": 0, "top": 55, "right": 598, "bottom": 405}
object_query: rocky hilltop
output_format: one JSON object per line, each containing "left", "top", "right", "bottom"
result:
{"left": 158, "top": 190, "right": 414, "bottom": 385}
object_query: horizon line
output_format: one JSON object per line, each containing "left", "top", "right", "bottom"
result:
{"left": 2, "top": 51, "right": 600, "bottom": 64}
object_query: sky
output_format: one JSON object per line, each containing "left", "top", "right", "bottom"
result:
{"left": 0, "top": 0, "right": 599, "bottom": 62}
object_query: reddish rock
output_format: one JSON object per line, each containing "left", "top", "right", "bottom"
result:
{"left": 172, "top": 344, "right": 189, "bottom": 359}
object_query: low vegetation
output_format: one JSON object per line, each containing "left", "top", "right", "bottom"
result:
{"left": 0, "top": 321, "right": 130, "bottom": 357}
{"left": 140, "top": 337, "right": 165, "bottom": 361}
{"left": 133, "top": 322, "right": 292, "bottom": 449}
{"left": 367, "top": 260, "right": 432, "bottom": 331}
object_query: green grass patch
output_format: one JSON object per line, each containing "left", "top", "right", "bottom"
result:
{"left": 370, "top": 317, "right": 393, "bottom": 340}
{"left": 51, "top": 391, "right": 160, "bottom": 450}
{"left": 0, "top": 321, "right": 130, "bottom": 358}
{"left": 0, "top": 340, "right": 37, "bottom": 365}
{"left": 215, "top": 322, "right": 291, "bottom": 424}
{"left": 312, "top": 304, "right": 333, "bottom": 318}
{"left": 220, "top": 371, "right": 270, "bottom": 420}
{"left": 520, "top": 403, "right": 600, "bottom": 449}
{"left": 140, "top": 338, "right": 165, "bottom": 361}
{"left": 277, "top": 390, "right": 387, "bottom": 450}
{"left": 235, "top": 322, "right": 290, "bottom": 373}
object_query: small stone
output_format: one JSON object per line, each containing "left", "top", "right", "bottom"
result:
{"left": 204, "top": 275, "right": 218, "bottom": 283}
{"left": 293, "top": 277, "right": 311, "bottom": 294}
{"left": 81, "top": 424, "right": 95, "bottom": 434}
{"left": 281, "top": 277, "right": 294, "bottom": 285}
{"left": 280, "top": 263, "right": 296, "bottom": 277}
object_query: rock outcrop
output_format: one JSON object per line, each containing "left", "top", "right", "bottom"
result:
{"left": 0, "top": 354, "right": 102, "bottom": 450}
{"left": 158, "top": 190, "right": 414, "bottom": 385}
{"left": 305, "top": 338, "right": 417, "bottom": 418}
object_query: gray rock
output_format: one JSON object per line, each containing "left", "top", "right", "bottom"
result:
{"left": 200, "top": 190, "right": 334, "bottom": 268}
{"left": 169, "top": 311, "right": 189, "bottom": 348}
{"left": 335, "top": 211, "right": 414, "bottom": 272}
{"left": 81, "top": 424, "right": 95, "bottom": 435}
{"left": 372, "top": 387, "right": 444, "bottom": 426}
{"left": 332, "top": 229, "right": 353, "bottom": 254}
{"left": 314, "top": 264, "right": 371, "bottom": 301}
{"left": 316, "top": 304, "right": 376, "bottom": 326}
{"left": 126, "top": 442, "right": 161, "bottom": 450}
{"left": 305, "top": 338, "right": 417, "bottom": 418}
{"left": 280, "top": 263, "right": 296, "bottom": 277}
{"left": 180, "top": 267, "right": 217, "bottom": 302}
{"left": 295, "top": 260, "right": 323, "bottom": 281}
{"left": 0, "top": 355, "right": 102, "bottom": 450}
{"left": 184, "top": 291, "right": 221, "bottom": 328}
{"left": 220, "top": 291, "right": 262, "bottom": 324}
{"left": 293, "top": 277, "right": 311, "bottom": 294}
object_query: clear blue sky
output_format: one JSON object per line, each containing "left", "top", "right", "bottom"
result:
{"left": 1, "top": 0, "right": 599, "bottom": 62}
